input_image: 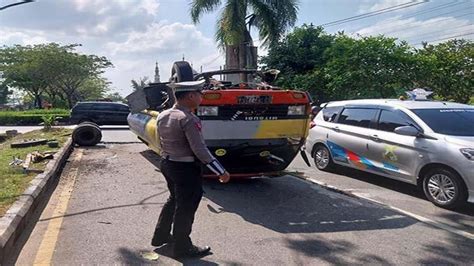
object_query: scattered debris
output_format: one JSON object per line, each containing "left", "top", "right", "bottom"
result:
{"left": 140, "top": 251, "right": 160, "bottom": 261}
{"left": 31, "top": 151, "right": 55, "bottom": 163}
{"left": 47, "top": 140, "right": 59, "bottom": 148}
{"left": 9, "top": 157, "right": 24, "bottom": 166}
{"left": 5, "top": 130, "right": 18, "bottom": 137}
{"left": 10, "top": 138, "right": 48, "bottom": 148}
{"left": 9, "top": 151, "right": 55, "bottom": 174}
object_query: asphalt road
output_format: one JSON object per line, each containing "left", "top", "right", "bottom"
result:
{"left": 287, "top": 155, "right": 474, "bottom": 236}
{"left": 11, "top": 141, "right": 474, "bottom": 265}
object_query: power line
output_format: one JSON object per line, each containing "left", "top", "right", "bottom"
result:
{"left": 359, "top": 11, "right": 473, "bottom": 37}
{"left": 400, "top": 0, "right": 466, "bottom": 19}
{"left": 319, "top": 0, "right": 428, "bottom": 27}
{"left": 378, "top": 9, "right": 473, "bottom": 36}
{"left": 0, "top": 0, "right": 34, "bottom": 11}
{"left": 412, "top": 32, "right": 474, "bottom": 44}
{"left": 407, "top": 24, "right": 473, "bottom": 42}
{"left": 410, "top": 29, "right": 474, "bottom": 44}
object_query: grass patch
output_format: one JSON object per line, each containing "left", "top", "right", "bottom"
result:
{"left": 0, "top": 109, "right": 70, "bottom": 126}
{"left": 0, "top": 128, "right": 72, "bottom": 216}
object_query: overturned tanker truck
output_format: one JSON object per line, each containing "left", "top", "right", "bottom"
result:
{"left": 126, "top": 61, "right": 312, "bottom": 178}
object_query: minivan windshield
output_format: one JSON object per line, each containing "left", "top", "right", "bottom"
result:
{"left": 412, "top": 109, "right": 474, "bottom": 136}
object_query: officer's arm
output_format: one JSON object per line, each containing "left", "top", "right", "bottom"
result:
{"left": 182, "top": 117, "right": 226, "bottom": 176}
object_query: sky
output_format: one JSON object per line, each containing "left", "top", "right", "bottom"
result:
{"left": 0, "top": 0, "right": 472, "bottom": 97}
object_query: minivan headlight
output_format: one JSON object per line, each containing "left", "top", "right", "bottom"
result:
{"left": 460, "top": 148, "right": 474, "bottom": 160}
{"left": 288, "top": 105, "right": 306, "bottom": 115}
{"left": 197, "top": 106, "right": 218, "bottom": 116}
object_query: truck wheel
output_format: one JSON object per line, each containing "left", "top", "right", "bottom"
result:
{"left": 312, "top": 144, "right": 335, "bottom": 171}
{"left": 171, "top": 61, "right": 194, "bottom": 82}
{"left": 422, "top": 167, "right": 467, "bottom": 209}
{"left": 73, "top": 122, "right": 102, "bottom": 146}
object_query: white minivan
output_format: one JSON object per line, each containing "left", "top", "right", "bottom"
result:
{"left": 305, "top": 99, "right": 474, "bottom": 209}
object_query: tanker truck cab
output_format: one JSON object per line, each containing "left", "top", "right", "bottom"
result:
{"left": 127, "top": 61, "right": 311, "bottom": 177}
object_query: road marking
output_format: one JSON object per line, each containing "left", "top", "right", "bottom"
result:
{"left": 33, "top": 149, "right": 83, "bottom": 265}
{"left": 291, "top": 174, "right": 474, "bottom": 241}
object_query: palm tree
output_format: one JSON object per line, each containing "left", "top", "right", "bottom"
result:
{"left": 190, "top": 0, "right": 298, "bottom": 81}
{"left": 131, "top": 76, "right": 149, "bottom": 91}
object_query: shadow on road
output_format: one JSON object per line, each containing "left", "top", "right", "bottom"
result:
{"left": 202, "top": 177, "right": 417, "bottom": 233}
{"left": 326, "top": 166, "right": 474, "bottom": 216}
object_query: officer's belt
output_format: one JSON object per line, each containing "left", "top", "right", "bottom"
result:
{"left": 164, "top": 155, "right": 195, "bottom": 162}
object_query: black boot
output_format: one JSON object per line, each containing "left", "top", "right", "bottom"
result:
{"left": 174, "top": 245, "right": 211, "bottom": 258}
{"left": 151, "top": 234, "right": 173, "bottom": 247}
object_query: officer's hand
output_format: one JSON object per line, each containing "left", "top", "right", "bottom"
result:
{"left": 218, "top": 171, "right": 231, "bottom": 183}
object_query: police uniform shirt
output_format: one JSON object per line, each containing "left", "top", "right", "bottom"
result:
{"left": 157, "top": 104, "right": 226, "bottom": 176}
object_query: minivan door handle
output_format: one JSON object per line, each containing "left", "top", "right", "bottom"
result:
{"left": 333, "top": 126, "right": 340, "bottom": 132}
{"left": 371, "top": 134, "right": 380, "bottom": 142}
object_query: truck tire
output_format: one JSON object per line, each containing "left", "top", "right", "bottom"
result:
{"left": 171, "top": 61, "right": 194, "bottom": 82}
{"left": 72, "top": 122, "right": 102, "bottom": 146}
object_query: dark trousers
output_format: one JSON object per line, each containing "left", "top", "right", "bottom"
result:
{"left": 152, "top": 159, "right": 203, "bottom": 251}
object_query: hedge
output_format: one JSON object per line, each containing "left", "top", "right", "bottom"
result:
{"left": 0, "top": 109, "right": 70, "bottom": 126}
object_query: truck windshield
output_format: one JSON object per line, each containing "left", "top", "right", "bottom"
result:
{"left": 412, "top": 109, "right": 474, "bottom": 136}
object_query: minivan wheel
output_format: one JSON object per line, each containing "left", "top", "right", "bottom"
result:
{"left": 312, "top": 145, "right": 334, "bottom": 171}
{"left": 422, "top": 167, "right": 467, "bottom": 209}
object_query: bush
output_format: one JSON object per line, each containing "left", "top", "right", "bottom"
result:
{"left": 0, "top": 109, "right": 70, "bottom": 125}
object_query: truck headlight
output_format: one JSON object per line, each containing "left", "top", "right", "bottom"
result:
{"left": 288, "top": 105, "right": 306, "bottom": 115}
{"left": 197, "top": 106, "right": 218, "bottom": 116}
{"left": 460, "top": 148, "right": 474, "bottom": 160}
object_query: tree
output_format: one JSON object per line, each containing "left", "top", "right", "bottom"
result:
{"left": 0, "top": 83, "right": 11, "bottom": 104}
{"left": 131, "top": 76, "right": 149, "bottom": 91}
{"left": 323, "top": 35, "right": 416, "bottom": 100}
{"left": 104, "top": 92, "right": 125, "bottom": 103}
{"left": 190, "top": 0, "right": 298, "bottom": 81}
{"left": 42, "top": 44, "right": 112, "bottom": 108}
{"left": 77, "top": 77, "right": 111, "bottom": 101}
{"left": 0, "top": 45, "right": 50, "bottom": 107}
{"left": 0, "top": 43, "right": 113, "bottom": 108}
{"left": 261, "top": 24, "right": 334, "bottom": 102}
{"left": 415, "top": 39, "right": 473, "bottom": 103}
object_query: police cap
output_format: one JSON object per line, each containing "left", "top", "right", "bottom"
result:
{"left": 167, "top": 80, "right": 205, "bottom": 92}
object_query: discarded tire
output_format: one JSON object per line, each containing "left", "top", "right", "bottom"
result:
{"left": 72, "top": 122, "right": 102, "bottom": 146}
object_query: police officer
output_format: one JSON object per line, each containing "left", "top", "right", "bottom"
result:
{"left": 151, "top": 80, "right": 230, "bottom": 258}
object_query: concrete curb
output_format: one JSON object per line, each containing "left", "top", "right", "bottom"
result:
{"left": 0, "top": 138, "right": 73, "bottom": 264}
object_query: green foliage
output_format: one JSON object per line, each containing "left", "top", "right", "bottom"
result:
{"left": 262, "top": 26, "right": 473, "bottom": 104}
{"left": 131, "top": 76, "right": 149, "bottom": 91}
{"left": 324, "top": 35, "right": 415, "bottom": 100}
{"left": 41, "top": 115, "right": 56, "bottom": 131}
{"left": 0, "top": 128, "right": 72, "bottom": 216}
{"left": 105, "top": 92, "right": 125, "bottom": 103}
{"left": 261, "top": 24, "right": 334, "bottom": 102}
{"left": 191, "top": 0, "right": 298, "bottom": 48}
{"left": 0, "top": 83, "right": 12, "bottom": 104}
{"left": 0, "top": 43, "right": 113, "bottom": 108}
{"left": 415, "top": 40, "right": 473, "bottom": 103}
{"left": 0, "top": 109, "right": 69, "bottom": 125}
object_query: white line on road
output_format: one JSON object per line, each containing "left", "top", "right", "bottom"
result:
{"left": 291, "top": 174, "right": 474, "bottom": 241}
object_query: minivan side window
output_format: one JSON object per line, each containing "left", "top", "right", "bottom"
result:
{"left": 322, "top": 106, "right": 343, "bottom": 122}
{"left": 338, "top": 108, "right": 377, "bottom": 128}
{"left": 378, "top": 110, "right": 412, "bottom": 132}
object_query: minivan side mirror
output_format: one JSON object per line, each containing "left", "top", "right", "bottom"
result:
{"left": 394, "top": 125, "right": 420, "bottom": 137}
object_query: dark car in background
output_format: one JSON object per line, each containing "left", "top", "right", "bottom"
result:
{"left": 70, "top": 102, "right": 130, "bottom": 125}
